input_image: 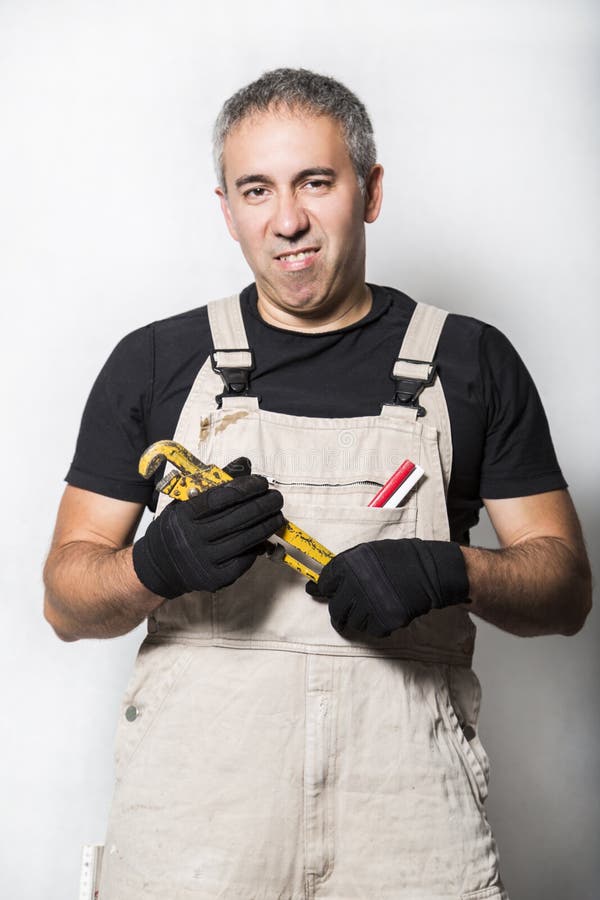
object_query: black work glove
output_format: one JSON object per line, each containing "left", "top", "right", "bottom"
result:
{"left": 306, "top": 539, "right": 470, "bottom": 638}
{"left": 133, "top": 458, "right": 285, "bottom": 598}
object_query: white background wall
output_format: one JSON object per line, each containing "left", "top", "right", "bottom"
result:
{"left": 1, "top": 2, "right": 598, "bottom": 898}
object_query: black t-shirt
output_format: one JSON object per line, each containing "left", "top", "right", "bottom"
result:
{"left": 66, "top": 284, "right": 566, "bottom": 543}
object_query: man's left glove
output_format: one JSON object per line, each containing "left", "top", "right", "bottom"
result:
{"left": 306, "top": 539, "right": 470, "bottom": 638}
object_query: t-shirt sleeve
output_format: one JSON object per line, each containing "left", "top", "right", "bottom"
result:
{"left": 478, "top": 325, "right": 567, "bottom": 499}
{"left": 65, "top": 325, "right": 156, "bottom": 506}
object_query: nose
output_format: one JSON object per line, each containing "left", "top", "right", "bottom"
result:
{"left": 270, "top": 191, "right": 310, "bottom": 242}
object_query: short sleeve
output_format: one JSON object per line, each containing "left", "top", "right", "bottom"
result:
{"left": 65, "top": 325, "right": 156, "bottom": 506}
{"left": 478, "top": 325, "right": 567, "bottom": 499}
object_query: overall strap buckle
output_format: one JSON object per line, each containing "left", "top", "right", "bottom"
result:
{"left": 385, "top": 357, "right": 438, "bottom": 417}
{"left": 210, "top": 348, "right": 257, "bottom": 408}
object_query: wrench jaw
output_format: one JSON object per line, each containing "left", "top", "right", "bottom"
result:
{"left": 140, "top": 440, "right": 233, "bottom": 501}
{"left": 155, "top": 471, "right": 193, "bottom": 501}
{"left": 138, "top": 441, "right": 184, "bottom": 479}
{"left": 155, "top": 469, "right": 232, "bottom": 501}
{"left": 138, "top": 440, "right": 216, "bottom": 480}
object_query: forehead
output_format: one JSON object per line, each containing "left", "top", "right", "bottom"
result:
{"left": 222, "top": 108, "right": 352, "bottom": 187}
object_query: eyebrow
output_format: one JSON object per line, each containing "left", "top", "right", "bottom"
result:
{"left": 234, "top": 167, "right": 336, "bottom": 191}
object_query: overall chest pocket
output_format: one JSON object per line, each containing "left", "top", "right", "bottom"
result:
{"left": 277, "top": 484, "right": 418, "bottom": 556}
{"left": 211, "top": 484, "right": 419, "bottom": 649}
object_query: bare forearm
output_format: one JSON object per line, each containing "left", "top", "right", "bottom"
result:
{"left": 43, "top": 541, "right": 163, "bottom": 641}
{"left": 462, "top": 537, "right": 592, "bottom": 637}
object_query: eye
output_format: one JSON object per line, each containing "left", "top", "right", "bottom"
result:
{"left": 304, "top": 179, "right": 331, "bottom": 191}
{"left": 300, "top": 179, "right": 334, "bottom": 196}
{"left": 243, "top": 186, "right": 269, "bottom": 200}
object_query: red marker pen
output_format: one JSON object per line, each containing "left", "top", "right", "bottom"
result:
{"left": 368, "top": 460, "right": 424, "bottom": 508}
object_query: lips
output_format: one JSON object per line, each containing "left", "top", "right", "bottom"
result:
{"left": 276, "top": 247, "right": 318, "bottom": 261}
{"left": 274, "top": 247, "right": 320, "bottom": 271}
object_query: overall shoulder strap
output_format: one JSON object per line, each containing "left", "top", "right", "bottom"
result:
{"left": 386, "top": 302, "right": 453, "bottom": 494}
{"left": 388, "top": 303, "right": 448, "bottom": 415}
{"left": 397, "top": 302, "right": 448, "bottom": 363}
{"left": 207, "top": 295, "right": 256, "bottom": 407}
{"left": 207, "top": 294, "right": 251, "bottom": 364}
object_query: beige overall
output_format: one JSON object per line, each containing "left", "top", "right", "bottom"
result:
{"left": 99, "top": 296, "right": 508, "bottom": 900}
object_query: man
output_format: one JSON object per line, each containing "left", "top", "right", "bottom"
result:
{"left": 44, "top": 68, "right": 591, "bottom": 899}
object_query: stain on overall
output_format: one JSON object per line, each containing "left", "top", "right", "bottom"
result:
{"left": 199, "top": 417, "right": 211, "bottom": 442}
{"left": 215, "top": 411, "right": 249, "bottom": 433}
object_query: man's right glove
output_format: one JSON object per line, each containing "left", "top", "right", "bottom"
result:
{"left": 132, "top": 460, "right": 285, "bottom": 598}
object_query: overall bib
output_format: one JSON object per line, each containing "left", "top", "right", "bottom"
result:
{"left": 99, "top": 296, "right": 508, "bottom": 900}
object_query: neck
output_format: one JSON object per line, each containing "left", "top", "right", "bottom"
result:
{"left": 257, "top": 285, "right": 373, "bottom": 333}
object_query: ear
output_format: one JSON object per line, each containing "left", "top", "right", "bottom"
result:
{"left": 363, "top": 164, "right": 384, "bottom": 224}
{"left": 215, "top": 187, "right": 239, "bottom": 242}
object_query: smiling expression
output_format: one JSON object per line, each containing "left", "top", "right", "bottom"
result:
{"left": 216, "top": 107, "right": 383, "bottom": 325}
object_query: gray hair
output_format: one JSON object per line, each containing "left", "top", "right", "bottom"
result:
{"left": 213, "top": 68, "right": 377, "bottom": 195}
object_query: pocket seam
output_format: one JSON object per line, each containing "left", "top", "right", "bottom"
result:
{"left": 461, "top": 887, "right": 506, "bottom": 899}
{"left": 279, "top": 500, "right": 417, "bottom": 524}
{"left": 448, "top": 665, "right": 490, "bottom": 788}
{"left": 437, "top": 670, "right": 489, "bottom": 806}
{"left": 116, "top": 646, "right": 194, "bottom": 781}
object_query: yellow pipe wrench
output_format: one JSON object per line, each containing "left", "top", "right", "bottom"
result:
{"left": 138, "top": 440, "right": 334, "bottom": 582}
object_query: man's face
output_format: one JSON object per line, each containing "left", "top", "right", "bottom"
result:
{"left": 216, "top": 107, "right": 382, "bottom": 319}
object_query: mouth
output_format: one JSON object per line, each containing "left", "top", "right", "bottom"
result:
{"left": 274, "top": 247, "right": 320, "bottom": 271}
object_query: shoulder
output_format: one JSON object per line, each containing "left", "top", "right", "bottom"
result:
{"left": 104, "top": 304, "right": 210, "bottom": 350}
{"left": 108, "top": 304, "right": 212, "bottom": 369}
{"left": 146, "top": 304, "right": 211, "bottom": 349}
{"left": 373, "top": 288, "right": 493, "bottom": 374}
{"left": 91, "top": 306, "right": 211, "bottom": 391}
{"left": 83, "top": 304, "right": 218, "bottom": 425}
{"left": 373, "top": 287, "right": 522, "bottom": 362}
{"left": 441, "top": 313, "right": 535, "bottom": 399}
{"left": 441, "top": 309, "right": 492, "bottom": 351}
{"left": 392, "top": 295, "right": 544, "bottom": 432}
{"left": 436, "top": 309, "right": 526, "bottom": 390}
{"left": 370, "top": 284, "right": 416, "bottom": 321}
